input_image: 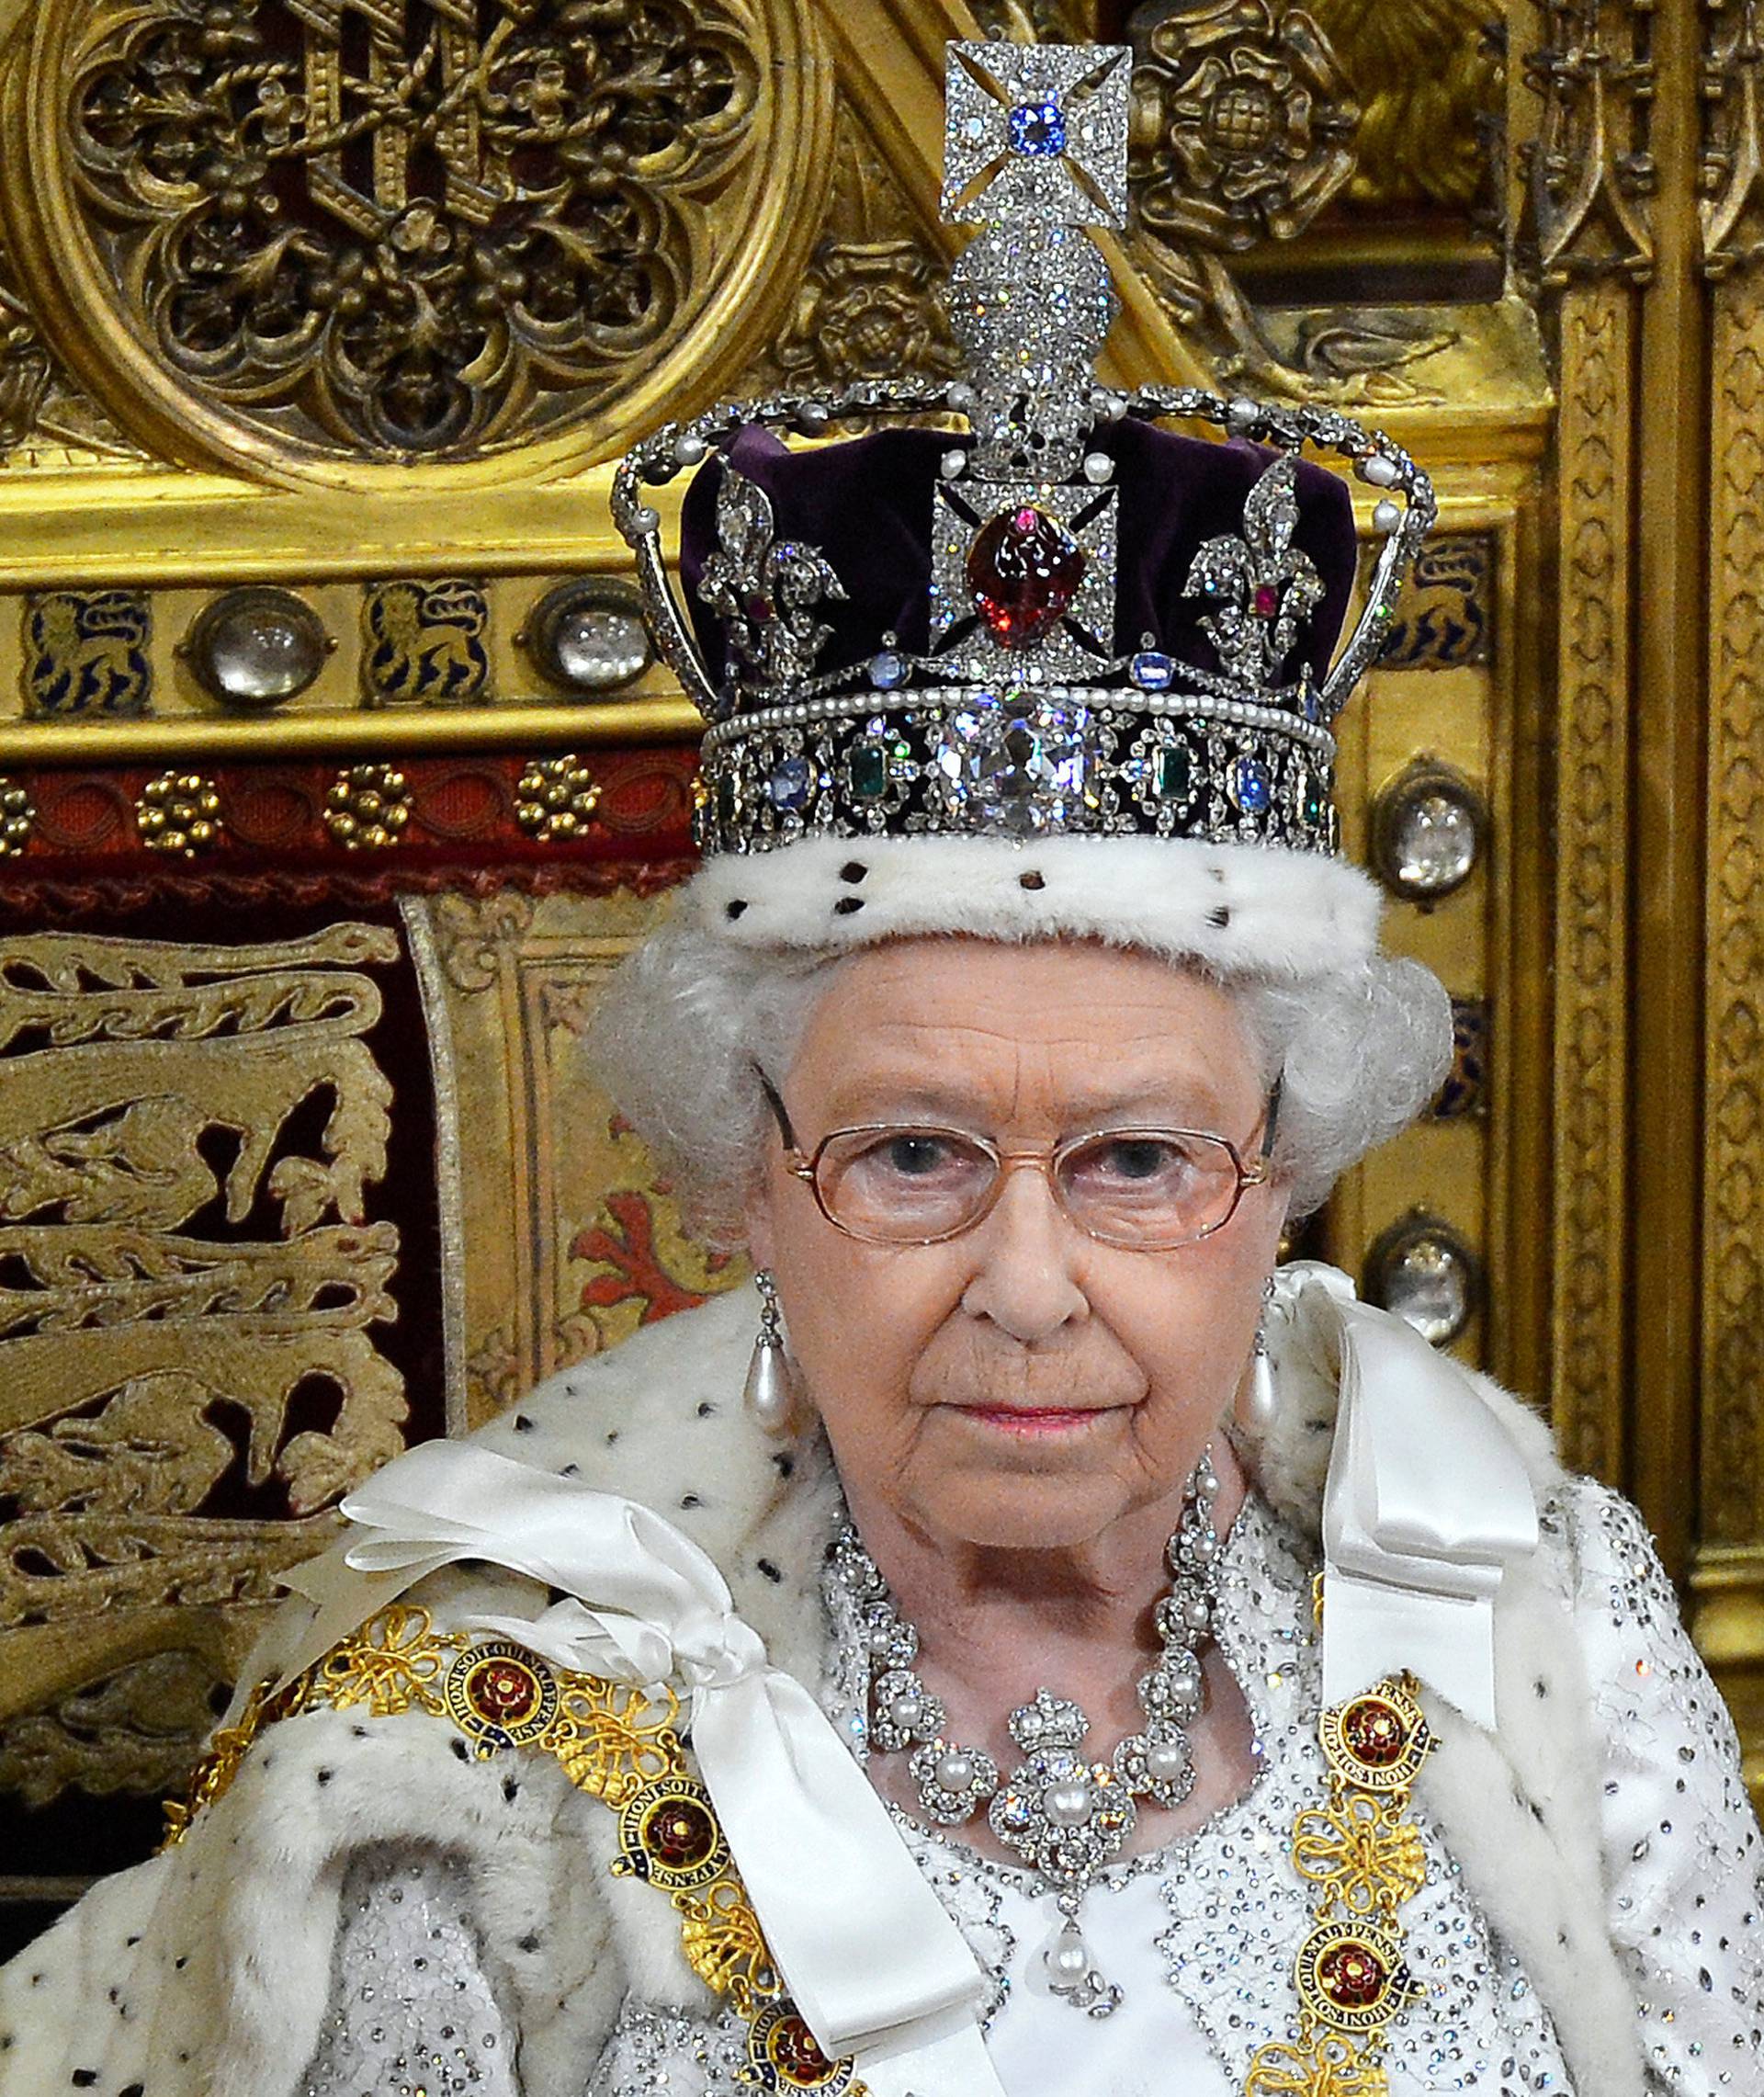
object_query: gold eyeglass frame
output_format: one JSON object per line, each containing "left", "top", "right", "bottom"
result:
{"left": 755, "top": 1069, "right": 1283, "bottom": 1251}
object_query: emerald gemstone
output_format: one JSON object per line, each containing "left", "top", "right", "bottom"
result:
{"left": 850, "top": 743, "right": 888, "bottom": 799}
{"left": 715, "top": 774, "right": 737, "bottom": 825}
{"left": 1303, "top": 771, "right": 1328, "bottom": 826}
{"left": 1155, "top": 743, "right": 1191, "bottom": 799}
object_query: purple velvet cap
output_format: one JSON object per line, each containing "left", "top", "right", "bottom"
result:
{"left": 680, "top": 416, "right": 1358, "bottom": 690}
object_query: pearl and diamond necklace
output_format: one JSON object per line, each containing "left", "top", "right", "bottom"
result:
{"left": 831, "top": 1449, "right": 1224, "bottom": 2016}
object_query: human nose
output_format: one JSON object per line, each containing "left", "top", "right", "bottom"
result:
{"left": 958, "top": 1158, "right": 1090, "bottom": 1343}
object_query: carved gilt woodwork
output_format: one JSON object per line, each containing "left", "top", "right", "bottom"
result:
{"left": 1695, "top": 0, "right": 1764, "bottom": 1795}
{"left": 0, "top": 0, "right": 833, "bottom": 487}
{"left": 1311, "top": 0, "right": 1504, "bottom": 210}
{"left": 0, "top": 924, "right": 408, "bottom": 1803}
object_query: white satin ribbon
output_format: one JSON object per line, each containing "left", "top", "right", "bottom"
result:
{"left": 276, "top": 1441, "right": 1001, "bottom": 2097}
{"left": 1278, "top": 1264, "right": 1539, "bottom": 1729}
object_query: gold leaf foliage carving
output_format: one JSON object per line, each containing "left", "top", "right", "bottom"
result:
{"left": 0, "top": 924, "right": 412, "bottom": 1795}
{"left": 3, "top": 0, "right": 835, "bottom": 482}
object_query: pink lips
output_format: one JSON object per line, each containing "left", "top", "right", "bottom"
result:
{"left": 955, "top": 1406, "right": 1111, "bottom": 1436}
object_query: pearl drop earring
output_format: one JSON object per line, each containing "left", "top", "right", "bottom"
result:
{"left": 1235, "top": 1275, "right": 1280, "bottom": 1440}
{"left": 743, "top": 1268, "right": 797, "bottom": 1434}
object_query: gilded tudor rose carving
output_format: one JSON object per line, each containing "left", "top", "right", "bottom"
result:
{"left": 3, "top": 0, "right": 827, "bottom": 480}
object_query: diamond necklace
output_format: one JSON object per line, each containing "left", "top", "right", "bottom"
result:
{"left": 831, "top": 1449, "right": 1222, "bottom": 2017}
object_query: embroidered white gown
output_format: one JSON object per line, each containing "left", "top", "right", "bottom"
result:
{"left": 300, "top": 1484, "right": 1763, "bottom": 2097}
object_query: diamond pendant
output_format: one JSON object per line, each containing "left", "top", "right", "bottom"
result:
{"left": 990, "top": 1693, "right": 1136, "bottom": 2013}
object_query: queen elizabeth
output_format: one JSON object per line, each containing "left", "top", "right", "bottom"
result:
{"left": 3, "top": 39, "right": 1759, "bottom": 2097}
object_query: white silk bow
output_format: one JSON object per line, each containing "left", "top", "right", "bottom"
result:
{"left": 277, "top": 1441, "right": 1003, "bottom": 2097}
{"left": 1274, "top": 1263, "right": 1540, "bottom": 1729}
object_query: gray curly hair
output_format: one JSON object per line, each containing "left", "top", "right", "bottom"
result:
{"left": 587, "top": 914, "right": 1453, "bottom": 1251}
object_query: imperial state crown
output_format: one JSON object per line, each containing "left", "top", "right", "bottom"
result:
{"left": 612, "top": 39, "right": 1434, "bottom": 863}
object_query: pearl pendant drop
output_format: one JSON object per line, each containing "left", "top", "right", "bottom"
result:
{"left": 1046, "top": 1921, "right": 1091, "bottom": 1987}
{"left": 742, "top": 1338, "right": 794, "bottom": 1434}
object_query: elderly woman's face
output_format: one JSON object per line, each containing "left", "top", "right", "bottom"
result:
{"left": 746, "top": 939, "right": 1285, "bottom": 1553}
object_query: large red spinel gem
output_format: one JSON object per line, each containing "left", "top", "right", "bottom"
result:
{"left": 1317, "top": 1941, "right": 1389, "bottom": 2010}
{"left": 466, "top": 1659, "right": 541, "bottom": 1725}
{"left": 768, "top": 2014, "right": 838, "bottom": 2087}
{"left": 643, "top": 1797, "right": 718, "bottom": 1870}
{"left": 966, "top": 506, "right": 1087, "bottom": 649}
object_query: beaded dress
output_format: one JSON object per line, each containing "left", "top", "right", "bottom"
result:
{"left": 300, "top": 1479, "right": 1763, "bottom": 2097}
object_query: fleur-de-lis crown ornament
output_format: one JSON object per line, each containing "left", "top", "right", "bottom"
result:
{"left": 612, "top": 38, "right": 1433, "bottom": 863}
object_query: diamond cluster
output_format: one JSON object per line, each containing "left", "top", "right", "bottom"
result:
{"left": 941, "top": 41, "right": 1132, "bottom": 226}
{"left": 830, "top": 1448, "right": 1223, "bottom": 2016}
{"left": 698, "top": 681, "right": 1335, "bottom": 853}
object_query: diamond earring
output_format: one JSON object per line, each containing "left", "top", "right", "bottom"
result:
{"left": 744, "top": 1268, "right": 797, "bottom": 1434}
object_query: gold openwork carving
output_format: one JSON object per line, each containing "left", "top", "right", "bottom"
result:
{"left": 0, "top": 0, "right": 831, "bottom": 484}
{"left": 1521, "top": 0, "right": 1657, "bottom": 285}
{"left": 0, "top": 924, "right": 409, "bottom": 1799}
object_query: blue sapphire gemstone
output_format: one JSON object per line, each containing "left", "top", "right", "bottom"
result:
{"left": 1130, "top": 651, "right": 1175, "bottom": 692}
{"left": 1229, "top": 756, "right": 1272, "bottom": 815}
{"left": 1008, "top": 99, "right": 1067, "bottom": 157}
{"left": 766, "top": 756, "right": 813, "bottom": 811}
{"left": 868, "top": 650, "right": 907, "bottom": 690}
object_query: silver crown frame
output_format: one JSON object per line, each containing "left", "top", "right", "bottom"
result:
{"left": 611, "top": 40, "right": 1436, "bottom": 858}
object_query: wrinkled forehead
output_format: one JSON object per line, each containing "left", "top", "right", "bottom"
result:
{"left": 786, "top": 936, "right": 1265, "bottom": 1128}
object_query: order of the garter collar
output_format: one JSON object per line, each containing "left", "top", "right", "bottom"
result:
{"left": 831, "top": 1447, "right": 1224, "bottom": 2018}
{"left": 610, "top": 37, "right": 1435, "bottom": 863}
